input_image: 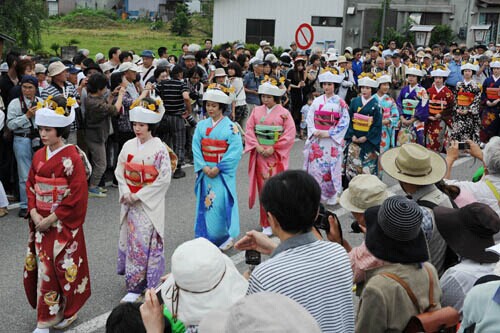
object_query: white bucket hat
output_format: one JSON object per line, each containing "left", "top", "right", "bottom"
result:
{"left": 203, "top": 88, "right": 231, "bottom": 104}
{"left": 318, "top": 70, "right": 343, "bottom": 83}
{"left": 198, "top": 292, "right": 322, "bottom": 333}
{"left": 377, "top": 74, "right": 392, "bottom": 85}
{"left": 406, "top": 67, "right": 423, "bottom": 77}
{"left": 339, "top": 175, "right": 391, "bottom": 213}
{"left": 161, "top": 238, "right": 248, "bottom": 326}
{"left": 430, "top": 68, "right": 450, "bottom": 77}
{"left": 258, "top": 82, "right": 285, "bottom": 96}
{"left": 358, "top": 77, "right": 379, "bottom": 88}
{"left": 47, "top": 61, "right": 68, "bottom": 77}
{"left": 327, "top": 53, "right": 338, "bottom": 62}
{"left": 118, "top": 61, "right": 142, "bottom": 73}
{"left": 35, "top": 96, "right": 78, "bottom": 127}
{"left": 460, "top": 63, "right": 479, "bottom": 72}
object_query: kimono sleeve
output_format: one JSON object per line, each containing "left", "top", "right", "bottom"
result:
{"left": 389, "top": 99, "right": 400, "bottom": 128}
{"left": 192, "top": 123, "right": 206, "bottom": 173}
{"left": 366, "top": 103, "right": 382, "bottom": 147}
{"left": 345, "top": 100, "right": 356, "bottom": 140}
{"left": 415, "top": 90, "right": 429, "bottom": 122}
{"left": 217, "top": 123, "right": 243, "bottom": 175}
{"left": 273, "top": 110, "right": 296, "bottom": 154}
{"left": 306, "top": 99, "right": 319, "bottom": 139}
{"left": 396, "top": 89, "right": 404, "bottom": 115}
{"left": 244, "top": 108, "right": 259, "bottom": 153}
{"left": 54, "top": 149, "right": 89, "bottom": 229}
{"left": 330, "top": 103, "right": 350, "bottom": 145}
{"left": 114, "top": 142, "right": 131, "bottom": 199}
{"left": 26, "top": 154, "right": 38, "bottom": 213}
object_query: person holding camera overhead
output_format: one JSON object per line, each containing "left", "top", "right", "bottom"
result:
{"left": 303, "top": 68, "right": 350, "bottom": 205}
{"left": 235, "top": 170, "right": 355, "bottom": 333}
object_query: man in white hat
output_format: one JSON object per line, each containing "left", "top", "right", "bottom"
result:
{"left": 396, "top": 65, "right": 429, "bottom": 146}
{"left": 255, "top": 40, "right": 270, "bottom": 61}
{"left": 34, "top": 63, "right": 48, "bottom": 92}
{"left": 480, "top": 58, "right": 500, "bottom": 143}
{"left": 380, "top": 143, "right": 455, "bottom": 276}
{"left": 41, "top": 61, "right": 80, "bottom": 144}
{"left": 381, "top": 40, "right": 397, "bottom": 58}
{"left": 95, "top": 52, "right": 105, "bottom": 64}
{"left": 425, "top": 65, "right": 454, "bottom": 153}
{"left": 336, "top": 55, "right": 356, "bottom": 102}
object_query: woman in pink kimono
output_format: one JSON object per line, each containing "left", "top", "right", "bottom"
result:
{"left": 245, "top": 82, "right": 296, "bottom": 235}
{"left": 303, "top": 69, "right": 350, "bottom": 205}
{"left": 114, "top": 95, "right": 172, "bottom": 303}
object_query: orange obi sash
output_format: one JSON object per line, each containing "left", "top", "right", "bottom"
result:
{"left": 457, "top": 91, "right": 474, "bottom": 106}
{"left": 34, "top": 175, "right": 69, "bottom": 213}
{"left": 486, "top": 87, "right": 500, "bottom": 100}
{"left": 429, "top": 99, "right": 448, "bottom": 115}
{"left": 124, "top": 156, "right": 159, "bottom": 193}
{"left": 201, "top": 138, "right": 228, "bottom": 163}
{"left": 353, "top": 113, "right": 373, "bottom": 132}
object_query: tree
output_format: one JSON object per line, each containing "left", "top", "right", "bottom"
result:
{"left": 0, "top": 0, "right": 47, "bottom": 50}
{"left": 170, "top": 2, "right": 191, "bottom": 36}
{"left": 429, "top": 25, "right": 455, "bottom": 47}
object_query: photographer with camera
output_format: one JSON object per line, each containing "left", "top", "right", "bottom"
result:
{"left": 234, "top": 170, "right": 355, "bottom": 333}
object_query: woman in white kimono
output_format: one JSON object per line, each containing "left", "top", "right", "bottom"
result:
{"left": 114, "top": 94, "right": 173, "bottom": 303}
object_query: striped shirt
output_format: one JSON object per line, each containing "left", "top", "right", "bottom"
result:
{"left": 156, "top": 79, "right": 188, "bottom": 116}
{"left": 41, "top": 82, "right": 80, "bottom": 130}
{"left": 247, "top": 232, "right": 355, "bottom": 333}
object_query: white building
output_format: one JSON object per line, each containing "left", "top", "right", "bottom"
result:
{"left": 213, "top": 0, "right": 344, "bottom": 50}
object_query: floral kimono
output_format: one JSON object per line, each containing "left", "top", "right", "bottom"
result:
{"left": 245, "top": 104, "right": 296, "bottom": 227}
{"left": 303, "top": 94, "right": 350, "bottom": 205}
{"left": 345, "top": 96, "right": 382, "bottom": 180}
{"left": 374, "top": 93, "right": 399, "bottom": 153}
{"left": 193, "top": 116, "right": 243, "bottom": 246}
{"left": 425, "top": 85, "right": 454, "bottom": 152}
{"left": 451, "top": 80, "right": 482, "bottom": 144}
{"left": 24, "top": 145, "right": 91, "bottom": 329}
{"left": 115, "top": 137, "right": 172, "bottom": 293}
{"left": 396, "top": 85, "right": 429, "bottom": 146}
{"left": 480, "top": 76, "right": 500, "bottom": 143}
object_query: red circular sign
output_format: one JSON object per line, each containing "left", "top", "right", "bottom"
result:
{"left": 295, "top": 23, "right": 314, "bottom": 50}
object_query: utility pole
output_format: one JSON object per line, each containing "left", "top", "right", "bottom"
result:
{"left": 380, "top": 0, "right": 387, "bottom": 42}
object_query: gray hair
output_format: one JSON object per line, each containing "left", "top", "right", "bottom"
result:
{"left": 484, "top": 136, "right": 500, "bottom": 174}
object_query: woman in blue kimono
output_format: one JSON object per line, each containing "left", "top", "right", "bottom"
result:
{"left": 396, "top": 66, "right": 429, "bottom": 146}
{"left": 374, "top": 74, "right": 400, "bottom": 153}
{"left": 192, "top": 87, "right": 243, "bottom": 251}
{"left": 480, "top": 59, "right": 500, "bottom": 143}
{"left": 345, "top": 74, "right": 382, "bottom": 180}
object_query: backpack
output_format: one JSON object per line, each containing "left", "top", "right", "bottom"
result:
{"left": 381, "top": 263, "right": 460, "bottom": 333}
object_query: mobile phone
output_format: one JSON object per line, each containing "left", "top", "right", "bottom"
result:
{"left": 245, "top": 250, "right": 261, "bottom": 266}
{"left": 155, "top": 281, "right": 165, "bottom": 305}
{"left": 458, "top": 142, "right": 469, "bottom": 150}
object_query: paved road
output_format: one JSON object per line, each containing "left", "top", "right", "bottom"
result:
{"left": 0, "top": 140, "right": 480, "bottom": 332}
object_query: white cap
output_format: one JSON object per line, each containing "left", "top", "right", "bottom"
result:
{"left": 259, "top": 40, "right": 270, "bottom": 47}
{"left": 203, "top": 89, "right": 231, "bottom": 104}
{"left": 318, "top": 71, "right": 343, "bottom": 83}
{"left": 95, "top": 53, "right": 105, "bottom": 62}
{"left": 78, "top": 48, "right": 90, "bottom": 57}
{"left": 129, "top": 99, "right": 165, "bottom": 124}
{"left": 345, "top": 46, "right": 353, "bottom": 54}
{"left": 99, "top": 62, "right": 114, "bottom": 73}
{"left": 327, "top": 53, "right": 338, "bottom": 62}
{"left": 358, "top": 77, "right": 379, "bottom": 88}
{"left": 377, "top": 75, "right": 392, "bottom": 85}
{"left": 118, "top": 62, "right": 142, "bottom": 73}
{"left": 258, "top": 82, "right": 285, "bottom": 96}
{"left": 406, "top": 67, "right": 424, "bottom": 77}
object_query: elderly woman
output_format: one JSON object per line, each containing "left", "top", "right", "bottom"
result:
{"left": 445, "top": 137, "right": 500, "bottom": 242}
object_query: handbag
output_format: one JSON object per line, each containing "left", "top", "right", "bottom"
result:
{"left": 381, "top": 263, "right": 459, "bottom": 333}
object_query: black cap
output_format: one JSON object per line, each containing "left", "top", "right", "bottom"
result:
{"left": 453, "top": 48, "right": 463, "bottom": 55}
{"left": 391, "top": 53, "right": 401, "bottom": 58}
{"left": 450, "top": 42, "right": 459, "bottom": 47}
{"left": 476, "top": 44, "right": 487, "bottom": 50}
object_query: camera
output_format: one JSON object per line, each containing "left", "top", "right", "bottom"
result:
{"left": 245, "top": 250, "right": 261, "bottom": 266}
{"left": 184, "top": 114, "right": 197, "bottom": 128}
{"left": 314, "top": 203, "right": 336, "bottom": 231}
{"left": 458, "top": 142, "right": 470, "bottom": 150}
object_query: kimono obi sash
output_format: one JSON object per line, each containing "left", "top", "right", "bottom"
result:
{"left": 34, "top": 175, "right": 69, "bottom": 213}
{"left": 457, "top": 91, "right": 474, "bottom": 106}
{"left": 124, "top": 160, "right": 158, "bottom": 193}
{"left": 353, "top": 112, "right": 373, "bottom": 132}
{"left": 486, "top": 87, "right": 500, "bottom": 100}
{"left": 255, "top": 124, "right": 283, "bottom": 145}
{"left": 429, "top": 99, "right": 447, "bottom": 115}
{"left": 402, "top": 99, "right": 419, "bottom": 116}
{"left": 201, "top": 138, "right": 228, "bottom": 163}
{"left": 314, "top": 110, "right": 340, "bottom": 130}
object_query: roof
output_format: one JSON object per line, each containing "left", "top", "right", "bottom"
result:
{"left": 0, "top": 33, "right": 16, "bottom": 43}
{"left": 470, "top": 24, "right": 492, "bottom": 31}
{"left": 478, "top": 0, "right": 500, "bottom": 6}
{"left": 409, "top": 25, "right": 435, "bottom": 32}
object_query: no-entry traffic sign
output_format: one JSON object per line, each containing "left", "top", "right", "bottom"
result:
{"left": 295, "top": 23, "right": 314, "bottom": 50}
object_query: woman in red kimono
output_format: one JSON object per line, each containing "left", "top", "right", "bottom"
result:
{"left": 24, "top": 96, "right": 91, "bottom": 333}
{"left": 245, "top": 82, "right": 296, "bottom": 235}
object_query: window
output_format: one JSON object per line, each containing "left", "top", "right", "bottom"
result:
{"left": 479, "top": 13, "right": 499, "bottom": 44}
{"left": 421, "top": 13, "right": 442, "bottom": 25}
{"left": 246, "top": 19, "right": 275, "bottom": 45}
{"left": 311, "top": 16, "right": 343, "bottom": 27}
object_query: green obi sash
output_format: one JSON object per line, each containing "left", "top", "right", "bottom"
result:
{"left": 255, "top": 124, "right": 283, "bottom": 145}
{"left": 402, "top": 99, "right": 419, "bottom": 116}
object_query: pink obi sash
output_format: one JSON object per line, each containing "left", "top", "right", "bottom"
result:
{"left": 382, "top": 107, "right": 391, "bottom": 119}
{"left": 124, "top": 155, "right": 159, "bottom": 193}
{"left": 314, "top": 108, "right": 340, "bottom": 130}
{"left": 34, "top": 175, "right": 69, "bottom": 213}
{"left": 201, "top": 138, "right": 228, "bottom": 163}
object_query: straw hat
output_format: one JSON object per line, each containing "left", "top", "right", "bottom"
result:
{"left": 161, "top": 238, "right": 248, "bottom": 326}
{"left": 337, "top": 55, "right": 347, "bottom": 64}
{"left": 213, "top": 68, "right": 227, "bottom": 77}
{"left": 339, "top": 175, "right": 391, "bottom": 213}
{"left": 379, "top": 143, "right": 447, "bottom": 185}
{"left": 47, "top": 61, "right": 67, "bottom": 77}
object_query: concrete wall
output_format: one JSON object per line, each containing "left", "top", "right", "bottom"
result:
{"left": 213, "top": 0, "right": 344, "bottom": 50}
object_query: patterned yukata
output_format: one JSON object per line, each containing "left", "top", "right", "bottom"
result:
{"left": 396, "top": 84, "right": 429, "bottom": 146}
{"left": 345, "top": 96, "right": 382, "bottom": 180}
{"left": 24, "top": 145, "right": 91, "bottom": 329}
{"left": 193, "top": 116, "right": 243, "bottom": 246}
{"left": 245, "top": 104, "right": 296, "bottom": 227}
{"left": 374, "top": 93, "right": 399, "bottom": 153}
{"left": 425, "top": 85, "right": 454, "bottom": 152}
{"left": 480, "top": 76, "right": 500, "bottom": 143}
{"left": 115, "top": 137, "right": 172, "bottom": 293}
{"left": 303, "top": 94, "right": 350, "bottom": 205}
{"left": 451, "top": 80, "right": 482, "bottom": 144}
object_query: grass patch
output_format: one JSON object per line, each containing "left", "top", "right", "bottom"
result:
{"left": 41, "top": 11, "right": 210, "bottom": 57}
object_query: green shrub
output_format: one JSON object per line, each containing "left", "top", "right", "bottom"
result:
{"left": 171, "top": 3, "right": 191, "bottom": 36}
